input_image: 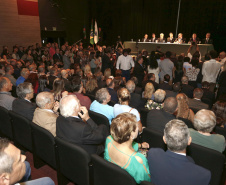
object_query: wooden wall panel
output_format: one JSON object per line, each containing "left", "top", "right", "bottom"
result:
{"left": 0, "top": 0, "right": 41, "bottom": 52}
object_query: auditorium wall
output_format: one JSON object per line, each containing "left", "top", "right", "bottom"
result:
{"left": 0, "top": 0, "right": 41, "bottom": 51}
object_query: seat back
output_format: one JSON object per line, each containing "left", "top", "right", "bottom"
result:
{"left": 0, "top": 106, "right": 13, "bottom": 139}
{"left": 55, "top": 137, "right": 90, "bottom": 185}
{"left": 30, "top": 122, "right": 56, "bottom": 169}
{"left": 85, "top": 94, "right": 96, "bottom": 102}
{"left": 88, "top": 110, "right": 110, "bottom": 129}
{"left": 91, "top": 154, "right": 136, "bottom": 185}
{"left": 9, "top": 111, "right": 32, "bottom": 151}
{"left": 140, "top": 108, "right": 149, "bottom": 127}
{"left": 140, "top": 181, "right": 155, "bottom": 185}
{"left": 178, "top": 117, "right": 194, "bottom": 128}
{"left": 187, "top": 143, "right": 225, "bottom": 185}
{"left": 142, "top": 128, "right": 167, "bottom": 150}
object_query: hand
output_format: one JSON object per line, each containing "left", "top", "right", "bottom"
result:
{"left": 78, "top": 106, "right": 90, "bottom": 121}
{"left": 141, "top": 142, "right": 149, "bottom": 149}
{"left": 53, "top": 101, "right": 59, "bottom": 112}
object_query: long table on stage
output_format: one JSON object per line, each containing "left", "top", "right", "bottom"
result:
{"left": 123, "top": 41, "right": 214, "bottom": 55}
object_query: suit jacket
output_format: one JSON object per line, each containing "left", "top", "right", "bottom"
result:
{"left": 147, "top": 109, "right": 175, "bottom": 133}
{"left": 181, "top": 84, "right": 194, "bottom": 98}
{"left": 202, "top": 38, "right": 213, "bottom": 44}
{"left": 148, "top": 148, "right": 211, "bottom": 185}
{"left": 63, "top": 55, "right": 71, "bottom": 69}
{"left": 188, "top": 98, "right": 209, "bottom": 112}
{"left": 164, "top": 90, "right": 178, "bottom": 98}
{"left": 102, "top": 54, "right": 111, "bottom": 74}
{"left": 159, "top": 82, "right": 172, "bottom": 91}
{"left": 133, "top": 63, "right": 145, "bottom": 86}
{"left": 56, "top": 115, "right": 108, "bottom": 154}
{"left": 167, "top": 37, "right": 175, "bottom": 43}
{"left": 53, "top": 53, "right": 62, "bottom": 62}
{"left": 48, "top": 75, "right": 57, "bottom": 90}
{"left": 62, "top": 78, "right": 71, "bottom": 92}
{"left": 12, "top": 98, "right": 36, "bottom": 121}
{"left": 189, "top": 37, "right": 200, "bottom": 44}
{"left": 158, "top": 38, "right": 166, "bottom": 43}
{"left": 150, "top": 38, "right": 157, "bottom": 42}
{"left": 129, "top": 93, "right": 146, "bottom": 112}
{"left": 33, "top": 108, "right": 58, "bottom": 136}
{"left": 141, "top": 38, "right": 149, "bottom": 42}
{"left": 107, "top": 88, "right": 118, "bottom": 103}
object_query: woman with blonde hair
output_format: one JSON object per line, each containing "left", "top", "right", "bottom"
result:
{"left": 114, "top": 88, "right": 142, "bottom": 132}
{"left": 85, "top": 77, "right": 99, "bottom": 96}
{"left": 176, "top": 93, "right": 194, "bottom": 123}
{"left": 143, "top": 82, "right": 155, "bottom": 100}
{"left": 84, "top": 64, "right": 92, "bottom": 77}
{"left": 104, "top": 113, "right": 151, "bottom": 184}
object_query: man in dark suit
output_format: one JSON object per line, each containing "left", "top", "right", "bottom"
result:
{"left": 126, "top": 80, "right": 145, "bottom": 111}
{"left": 147, "top": 97, "right": 178, "bottom": 133}
{"left": 61, "top": 69, "right": 71, "bottom": 92}
{"left": 167, "top": 32, "right": 175, "bottom": 43}
{"left": 189, "top": 88, "right": 209, "bottom": 112}
{"left": 63, "top": 50, "right": 71, "bottom": 69}
{"left": 106, "top": 78, "right": 118, "bottom": 103}
{"left": 141, "top": 34, "right": 149, "bottom": 42}
{"left": 189, "top": 33, "right": 200, "bottom": 44}
{"left": 159, "top": 74, "right": 172, "bottom": 91}
{"left": 202, "top": 33, "right": 213, "bottom": 44}
{"left": 12, "top": 82, "right": 36, "bottom": 121}
{"left": 150, "top": 33, "right": 157, "bottom": 42}
{"left": 201, "top": 81, "right": 215, "bottom": 107}
{"left": 133, "top": 56, "right": 145, "bottom": 87}
{"left": 48, "top": 67, "right": 58, "bottom": 90}
{"left": 53, "top": 48, "right": 62, "bottom": 63}
{"left": 101, "top": 48, "right": 112, "bottom": 74}
{"left": 56, "top": 95, "right": 108, "bottom": 154}
{"left": 165, "top": 82, "right": 181, "bottom": 98}
{"left": 181, "top": 76, "right": 194, "bottom": 98}
{"left": 142, "top": 73, "right": 159, "bottom": 92}
{"left": 147, "top": 119, "right": 211, "bottom": 185}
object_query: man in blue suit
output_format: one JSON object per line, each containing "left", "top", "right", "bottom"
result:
{"left": 147, "top": 119, "right": 211, "bottom": 185}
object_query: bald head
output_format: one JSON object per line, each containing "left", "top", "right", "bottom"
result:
{"left": 61, "top": 70, "right": 68, "bottom": 78}
{"left": 163, "top": 97, "right": 178, "bottom": 114}
{"left": 36, "top": 92, "right": 54, "bottom": 109}
{"left": 106, "top": 78, "right": 114, "bottom": 88}
{"left": 126, "top": 80, "right": 135, "bottom": 93}
{"left": 0, "top": 77, "right": 12, "bottom": 92}
{"left": 60, "top": 95, "right": 80, "bottom": 117}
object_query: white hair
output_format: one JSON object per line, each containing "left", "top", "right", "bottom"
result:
{"left": 60, "top": 95, "right": 80, "bottom": 117}
{"left": 154, "top": 89, "right": 166, "bottom": 103}
{"left": 36, "top": 92, "right": 53, "bottom": 109}
{"left": 0, "top": 152, "right": 13, "bottom": 174}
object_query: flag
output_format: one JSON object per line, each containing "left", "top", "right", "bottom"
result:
{"left": 90, "top": 20, "right": 94, "bottom": 45}
{"left": 94, "top": 20, "right": 99, "bottom": 44}
{"left": 83, "top": 27, "right": 86, "bottom": 40}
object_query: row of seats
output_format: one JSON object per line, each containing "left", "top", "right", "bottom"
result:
{"left": 0, "top": 106, "right": 153, "bottom": 185}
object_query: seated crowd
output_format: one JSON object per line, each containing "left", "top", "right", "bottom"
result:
{"left": 0, "top": 41, "right": 225, "bottom": 184}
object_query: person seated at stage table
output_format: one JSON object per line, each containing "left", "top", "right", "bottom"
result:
{"left": 202, "top": 32, "right": 213, "bottom": 44}
{"left": 174, "top": 33, "right": 186, "bottom": 44}
{"left": 189, "top": 109, "right": 225, "bottom": 153}
{"left": 141, "top": 34, "right": 149, "bottom": 42}
{"left": 189, "top": 33, "right": 200, "bottom": 44}
{"left": 104, "top": 113, "right": 151, "bottom": 184}
{"left": 150, "top": 33, "right": 157, "bottom": 42}
{"left": 167, "top": 32, "right": 175, "bottom": 43}
{"left": 147, "top": 119, "right": 211, "bottom": 185}
{"left": 158, "top": 33, "right": 166, "bottom": 43}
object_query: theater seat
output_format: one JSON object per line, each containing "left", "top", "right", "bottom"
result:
{"left": 140, "top": 181, "right": 155, "bottom": 185}
{"left": 55, "top": 137, "right": 91, "bottom": 185}
{"left": 88, "top": 110, "right": 110, "bottom": 129}
{"left": 0, "top": 106, "right": 13, "bottom": 140}
{"left": 91, "top": 154, "right": 137, "bottom": 185}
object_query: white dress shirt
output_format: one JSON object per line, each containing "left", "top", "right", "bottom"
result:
{"left": 202, "top": 59, "right": 221, "bottom": 83}
{"left": 116, "top": 55, "right": 134, "bottom": 70}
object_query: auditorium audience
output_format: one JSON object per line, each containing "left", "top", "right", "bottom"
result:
{"left": 12, "top": 82, "right": 36, "bottom": 120}
{"left": 189, "top": 109, "right": 225, "bottom": 153}
{"left": 147, "top": 97, "right": 178, "bottom": 133}
{"left": 104, "top": 113, "right": 151, "bottom": 183}
{"left": 158, "top": 74, "right": 172, "bottom": 91}
{"left": 0, "top": 77, "right": 15, "bottom": 110}
{"left": 106, "top": 78, "right": 118, "bottom": 103}
{"left": 56, "top": 95, "right": 108, "bottom": 154}
{"left": 114, "top": 88, "right": 142, "bottom": 132}
{"left": 16, "top": 68, "right": 30, "bottom": 86}
{"left": 176, "top": 93, "right": 194, "bottom": 123}
{"left": 148, "top": 119, "right": 211, "bottom": 185}
{"left": 33, "top": 92, "right": 59, "bottom": 136}
{"left": 165, "top": 82, "right": 181, "bottom": 98}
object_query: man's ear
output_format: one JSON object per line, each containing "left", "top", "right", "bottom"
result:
{"left": 187, "top": 136, "right": 192, "bottom": 146}
{"left": 0, "top": 173, "right": 10, "bottom": 185}
{"left": 163, "top": 136, "right": 166, "bottom": 144}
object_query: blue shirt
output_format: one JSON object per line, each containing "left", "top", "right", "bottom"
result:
{"left": 16, "top": 76, "right": 25, "bottom": 86}
{"left": 90, "top": 100, "right": 114, "bottom": 124}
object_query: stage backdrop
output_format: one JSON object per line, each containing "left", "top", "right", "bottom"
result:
{"left": 0, "top": 0, "right": 41, "bottom": 50}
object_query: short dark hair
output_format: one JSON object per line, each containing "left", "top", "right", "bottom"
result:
{"left": 193, "top": 88, "right": 203, "bottom": 99}
{"left": 163, "top": 97, "right": 178, "bottom": 114}
{"left": 164, "top": 74, "right": 170, "bottom": 82}
{"left": 173, "top": 82, "right": 181, "bottom": 92}
{"left": 165, "top": 51, "right": 172, "bottom": 58}
{"left": 209, "top": 50, "right": 218, "bottom": 59}
{"left": 148, "top": 73, "right": 155, "bottom": 80}
{"left": 202, "top": 81, "right": 210, "bottom": 89}
{"left": 71, "top": 76, "right": 82, "bottom": 92}
{"left": 184, "top": 57, "right": 190, "bottom": 62}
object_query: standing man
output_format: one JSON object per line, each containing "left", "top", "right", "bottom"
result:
{"left": 116, "top": 49, "right": 134, "bottom": 81}
{"left": 63, "top": 50, "right": 71, "bottom": 69}
{"left": 133, "top": 56, "right": 145, "bottom": 86}
{"left": 202, "top": 50, "right": 221, "bottom": 92}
